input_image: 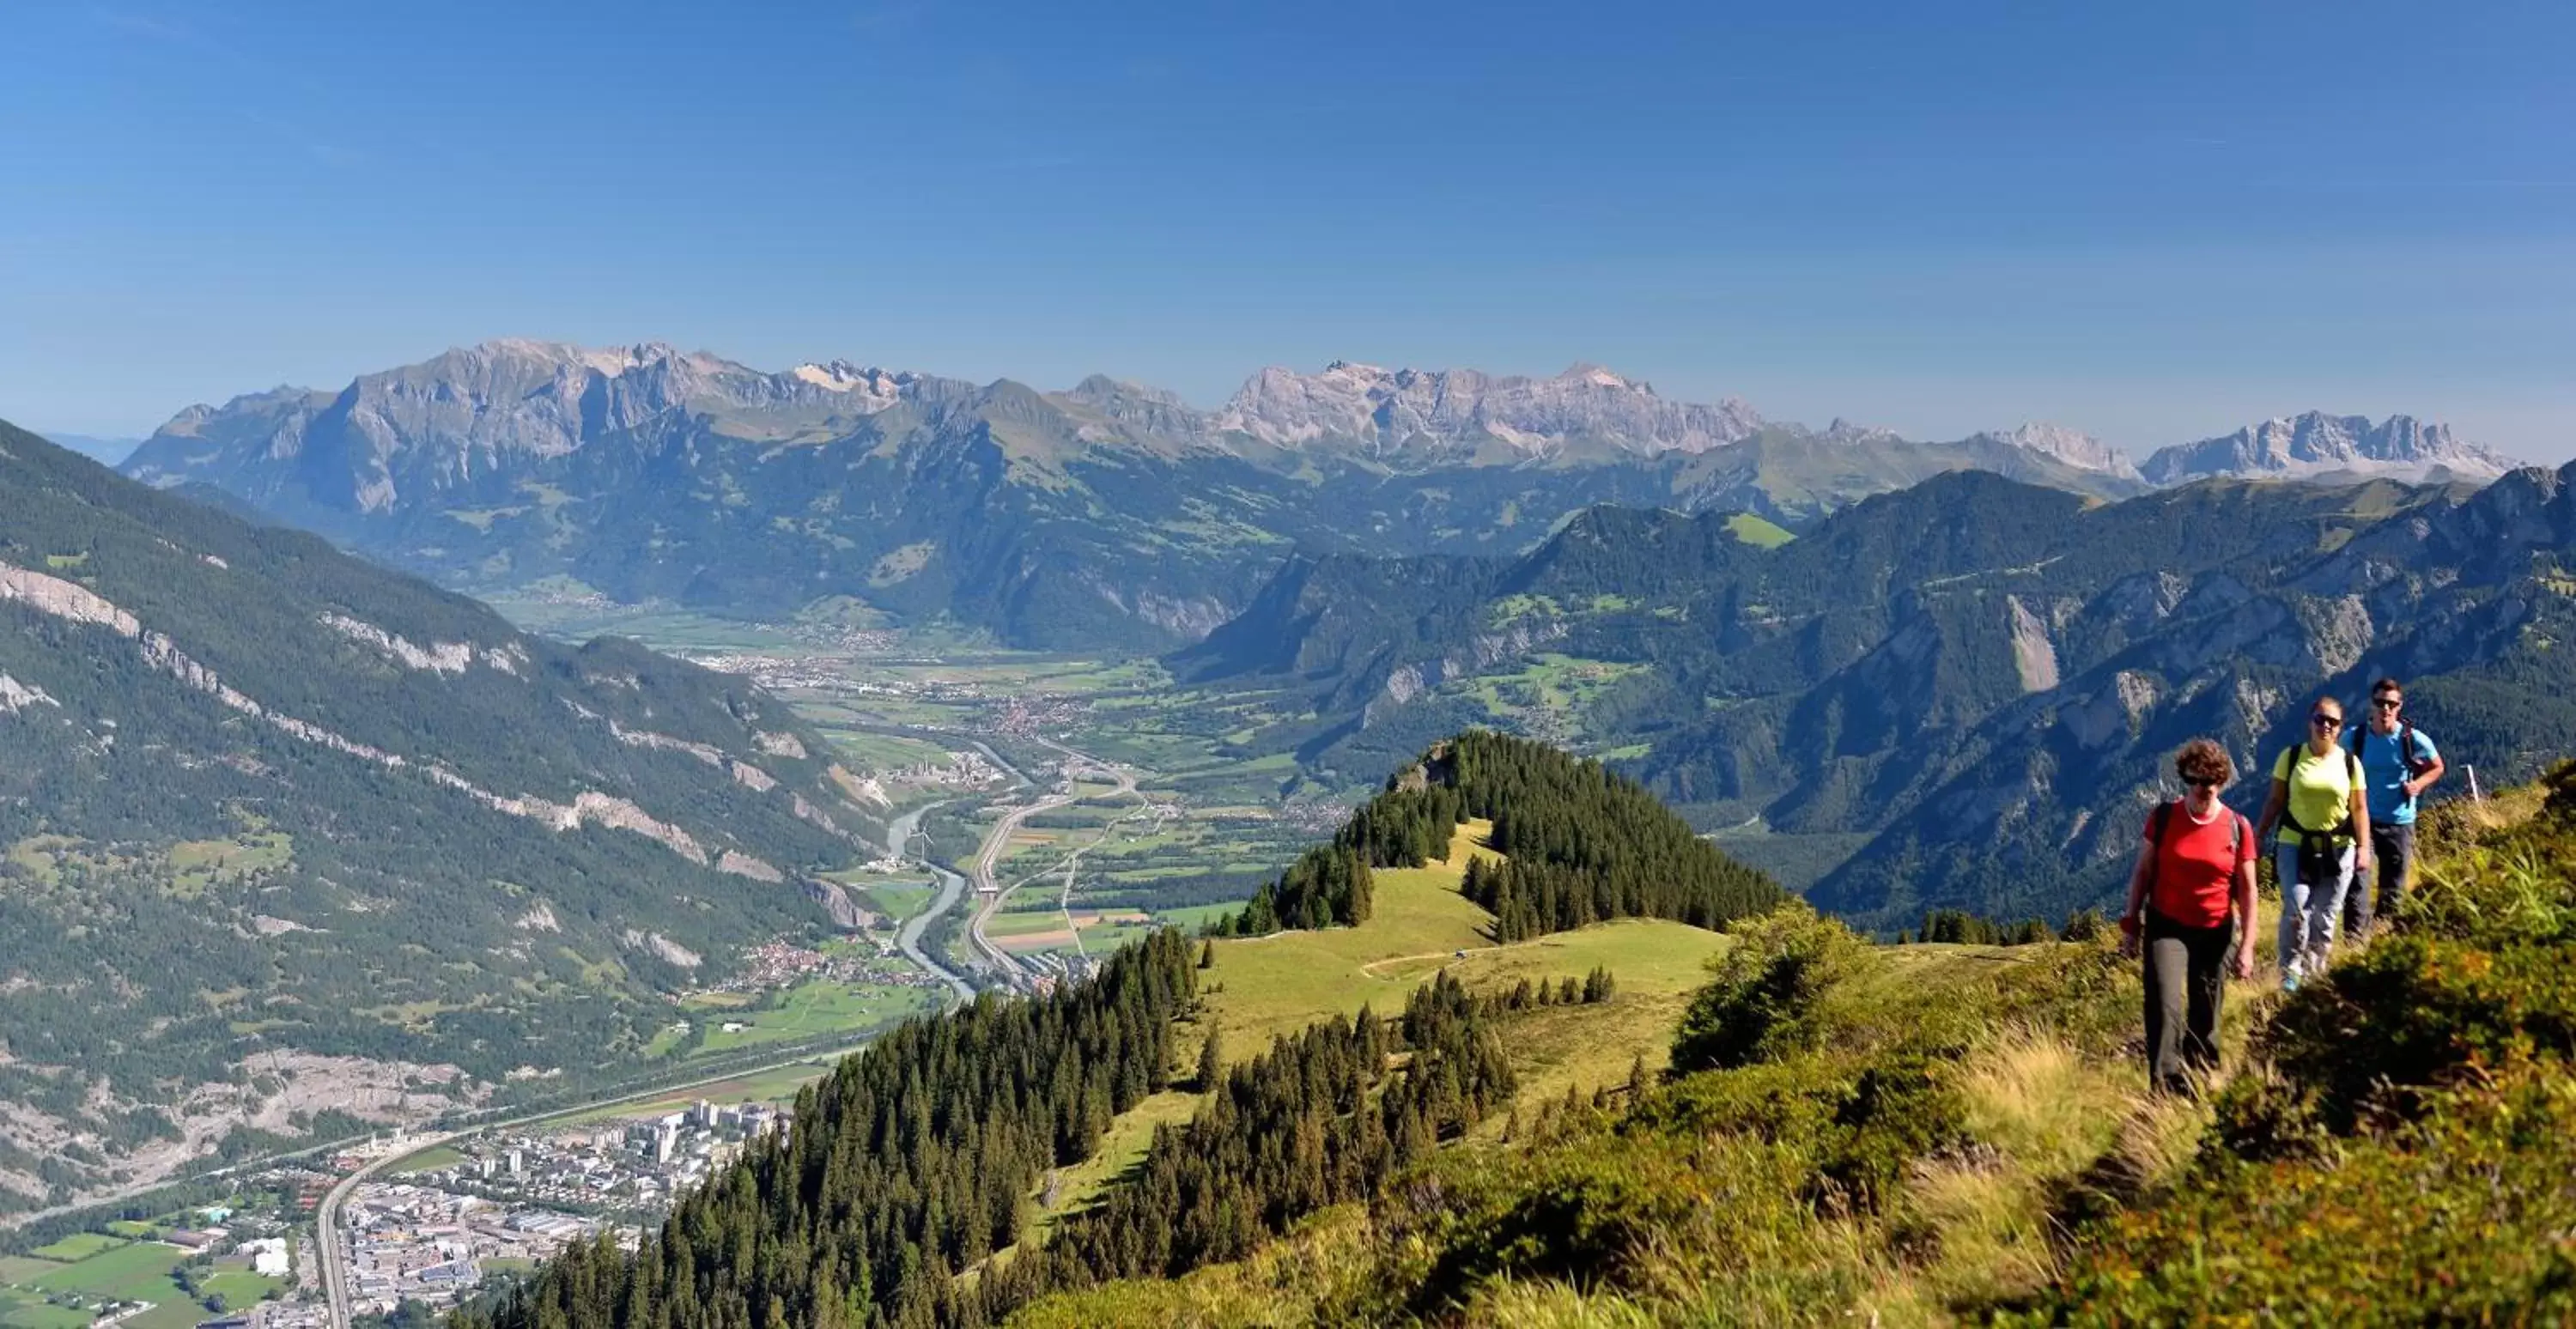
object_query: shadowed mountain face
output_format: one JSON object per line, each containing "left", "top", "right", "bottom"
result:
{"left": 0, "top": 420, "right": 887, "bottom": 1208}
{"left": 123, "top": 342, "right": 2166, "bottom": 650}
{"left": 1177, "top": 465, "right": 2576, "bottom": 926}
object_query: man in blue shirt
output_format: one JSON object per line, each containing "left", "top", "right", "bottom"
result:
{"left": 2345, "top": 677, "right": 2445, "bottom": 939}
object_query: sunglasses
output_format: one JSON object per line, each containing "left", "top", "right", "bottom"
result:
{"left": 2311, "top": 713, "right": 2342, "bottom": 727}
{"left": 2184, "top": 778, "right": 2222, "bottom": 789}
{"left": 2373, "top": 697, "right": 2403, "bottom": 709}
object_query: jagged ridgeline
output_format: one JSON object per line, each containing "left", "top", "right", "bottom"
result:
{"left": 1217, "top": 731, "right": 1787, "bottom": 939}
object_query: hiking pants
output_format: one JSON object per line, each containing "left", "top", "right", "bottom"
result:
{"left": 2343, "top": 822, "right": 2417, "bottom": 939}
{"left": 2275, "top": 841, "right": 2354, "bottom": 980}
{"left": 2143, "top": 909, "right": 2232, "bottom": 1094}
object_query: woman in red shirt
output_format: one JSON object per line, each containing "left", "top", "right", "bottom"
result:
{"left": 2117, "top": 738, "right": 2260, "bottom": 1094}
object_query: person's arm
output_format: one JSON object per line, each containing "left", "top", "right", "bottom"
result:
{"left": 2406, "top": 736, "right": 2446, "bottom": 798}
{"left": 2232, "top": 840, "right": 2260, "bottom": 979}
{"left": 2117, "top": 833, "right": 2155, "bottom": 955}
{"left": 2350, "top": 780, "right": 2372, "bottom": 872}
{"left": 2254, "top": 774, "right": 2287, "bottom": 845}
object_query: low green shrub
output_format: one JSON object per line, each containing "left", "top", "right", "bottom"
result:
{"left": 2266, "top": 934, "right": 2576, "bottom": 1131}
{"left": 2021, "top": 1070, "right": 2576, "bottom": 1326}
{"left": 1669, "top": 905, "right": 1880, "bottom": 1072}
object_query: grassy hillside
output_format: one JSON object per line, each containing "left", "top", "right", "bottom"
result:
{"left": 1199, "top": 818, "right": 1726, "bottom": 1105}
{"left": 1012, "top": 774, "right": 2576, "bottom": 1326}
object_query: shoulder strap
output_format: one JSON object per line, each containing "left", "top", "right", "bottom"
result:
{"left": 2149, "top": 801, "right": 2171, "bottom": 849}
{"left": 2231, "top": 810, "right": 2245, "bottom": 856}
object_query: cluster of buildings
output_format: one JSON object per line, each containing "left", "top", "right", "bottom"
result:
{"left": 339, "top": 1184, "right": 611, "bottom": 1315}
{"left": 696, "top": 940, "right": 921, "bottom": 997}
{"left": 400, "top": 1101, "right": 788, "bottom": 1223}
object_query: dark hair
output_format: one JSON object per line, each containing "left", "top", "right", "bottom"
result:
{"left": 2371, "top": 677, "right": 2403, "bottom": 698}
{"left": 2175, "top": 738, "right": 2233, "bottom": 787}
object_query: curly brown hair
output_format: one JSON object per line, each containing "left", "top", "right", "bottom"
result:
{"left": 2175, "top": 737, "right": 2233, "bottom": 788}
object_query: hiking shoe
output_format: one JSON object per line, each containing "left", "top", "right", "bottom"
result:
{"left": 2282, "top": 971, "right": 2302, "bottom": 993}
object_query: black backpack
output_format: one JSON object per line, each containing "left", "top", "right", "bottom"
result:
{"left": 2349, "top": 721, "right": 2427, "bottom": 776}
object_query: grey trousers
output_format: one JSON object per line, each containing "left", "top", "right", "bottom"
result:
{"left": 2143, "top": 909, "right": 2232, "bottom": 1094}
{"left": 2275, "top": 841, "right": 2355, "bottom": 980}
{"left": 2343, "top": 822, "right": 2417, "bottom": 938}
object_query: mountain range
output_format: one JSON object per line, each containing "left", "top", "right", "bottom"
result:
{"left": 119, "top": 340, "right": 2513, "bottom": 649}
{"left": 1177, "top": 464, "right": 2576, "bottom": 925}
{"left": 0, "top": 420, "right": 887, "bottom": 1213}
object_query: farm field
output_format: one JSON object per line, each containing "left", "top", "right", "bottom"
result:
{"left": 694, "top": 980, "right": 946, "bottom": 1056}
{"left": 0, "top": 1237, "right": 290, "bottom": 1329}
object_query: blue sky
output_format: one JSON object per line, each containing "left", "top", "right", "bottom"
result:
{"left": 3, "top": 0, "right": 2569, "bottom": 458}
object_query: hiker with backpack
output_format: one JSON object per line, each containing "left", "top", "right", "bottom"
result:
{"left": 2342, "top": 677, "right": 2444, "bottom": 939}
{"left": 2117, "top": 738, "right": 2258, "bottom": 1094}
{"left": 2254, "top": 698, "right": 2372, "bottom": 990}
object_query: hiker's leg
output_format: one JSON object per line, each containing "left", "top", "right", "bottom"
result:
{"left": 2376, "top": 822, "right": 2416, "bottom": 930}
{"left": 2301, "top": 846, "right": 2355, "bottom": 975}
{"left": 2345, "top": 837, "right": 2378, "bottom": 939}
{"left": 2183, "top": 918, "right": 2228, "bottom": 1074}
{"left": 2143, "top": 916, "right": 2191, "bottom": 1091}
{"left": 2275, "top": 844, "right": 2309, "bottom": 980}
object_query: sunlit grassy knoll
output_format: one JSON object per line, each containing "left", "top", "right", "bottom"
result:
{"left": 1025, "top": 1089, "right": 1206, "bottom": 1242}
{"left": 1726, "top": 511, "right": 1797, "bottom": 548}
{"left": 1200, "top": 822, "right": 1498, "bottom": 1054}
{"left": 1201, "top": 819, "right": 1728, "bottom": 1083}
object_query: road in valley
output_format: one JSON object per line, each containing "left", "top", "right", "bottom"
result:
{"left": 965, "top": 736, "right": 1141, "bottom": 990}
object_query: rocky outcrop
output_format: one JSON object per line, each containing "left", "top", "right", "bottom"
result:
{"left": 0, "top": 673, "right": 56, "bottom": 713}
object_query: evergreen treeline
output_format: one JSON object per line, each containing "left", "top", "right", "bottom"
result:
{"left": 1026, "top": 972, "right": 1516, "bottom": 1291}
{"left": 1902, "top": 909, "right": 2055, "bottom": 946}
{"left": 1210, "top": 847, "right": 1374, "bottom": 936}
{"left": 1218, "top": 732, "right": 1784, "bottom": 940}
{"left": 460, "top": 930, "right": 1197, "bottom": 1329}
{"left": 1446, "top": 732, "right": 1785, "bottom": 940}
{"left": 1212, "top": 783, "right": 1473, "bottom": 935}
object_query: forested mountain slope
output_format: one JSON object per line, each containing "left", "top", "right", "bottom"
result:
{"left": 0, "top": 421, "right": 885, "bottom": 1213}
{"left": 1184, "top": 467, "right": 2576, "bottom": 925}
{"left": 463, "top": 736, "right": 1781, "bottom": 1327}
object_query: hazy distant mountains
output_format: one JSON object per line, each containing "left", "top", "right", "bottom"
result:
{"left": 33, "top": 431, "right": 141, "bottom": 466}
{"left": 120, "top": 340, "right": 2516, "bottom": 648}
{"left": 2137, "top": 412, "right": 2512, "bottom": 485}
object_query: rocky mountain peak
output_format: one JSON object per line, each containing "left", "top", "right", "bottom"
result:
{"left": 1215, "top": 360, "right": 1763, "bottom": 457}
{"left": 1973, "top": 422, "right": 2141, "bottom": 479}
{"left": 2138, "top": 410, "right": 2517, "bottom": 486}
